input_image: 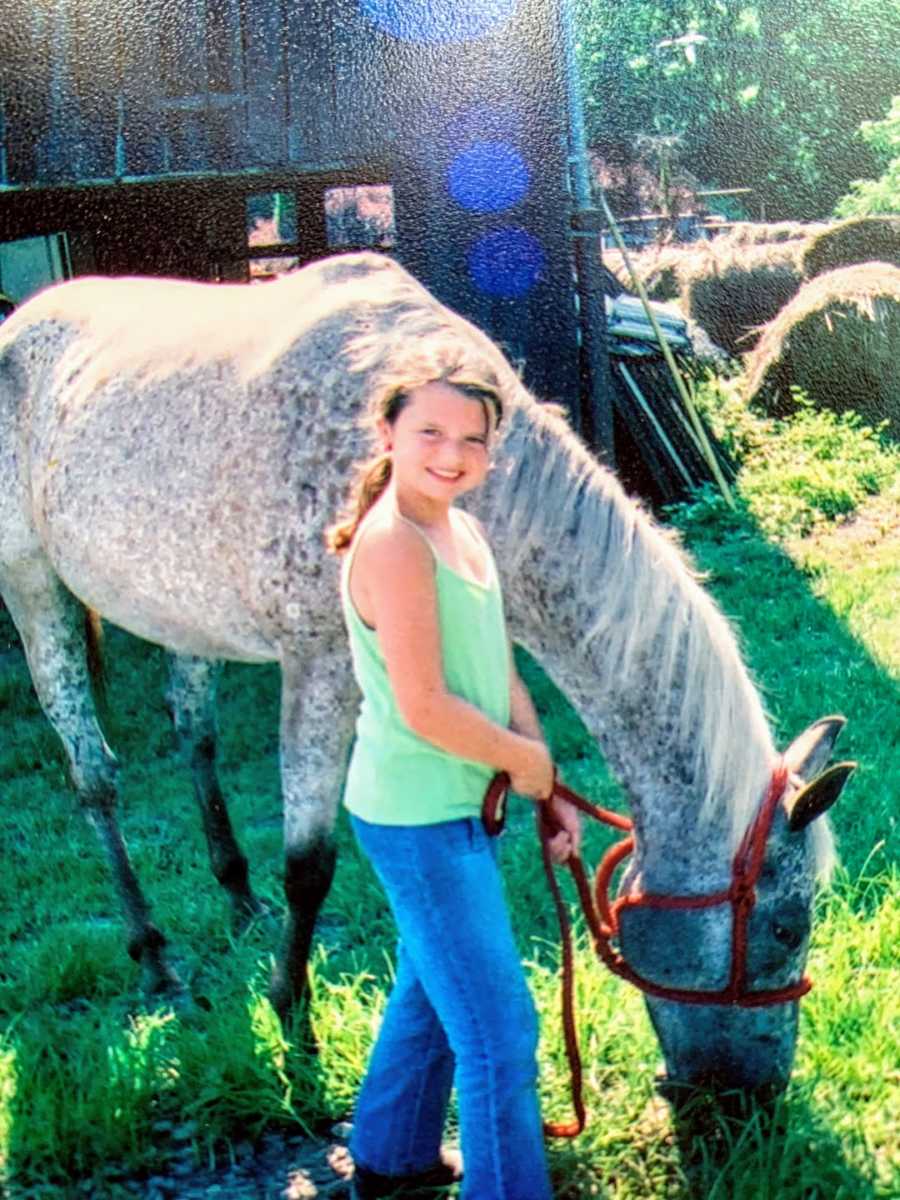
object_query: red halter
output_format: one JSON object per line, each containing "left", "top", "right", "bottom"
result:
{"left": 482, "top": 761, "right": 809, "bottom": 1136}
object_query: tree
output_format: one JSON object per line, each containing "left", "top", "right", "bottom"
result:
{"left": 574, "top": 0, "right": 900, "bottom": 220}
{"left": 835, "top": 96, "right": 900, "bottom": 216}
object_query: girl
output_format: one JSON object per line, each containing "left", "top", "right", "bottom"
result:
{"left": 328, "top": 352, "right": 581, "bottom": 1200}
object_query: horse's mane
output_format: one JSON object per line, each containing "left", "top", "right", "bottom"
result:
{"left": 496, "top": 399, "right": 836, "bottom": 875}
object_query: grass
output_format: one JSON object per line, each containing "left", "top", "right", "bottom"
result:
{"left": 0, "top": 375, "right": 899, "bottom": 1197}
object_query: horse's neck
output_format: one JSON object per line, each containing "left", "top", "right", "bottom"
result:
{"left": 475, "top": 405, "right": 776, "bottom": 891}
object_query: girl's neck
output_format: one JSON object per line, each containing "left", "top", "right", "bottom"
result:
{"left": 390, "top": 480, "right": 453, "bottom": 532}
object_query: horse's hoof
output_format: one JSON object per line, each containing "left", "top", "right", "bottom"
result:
{"left": 268, "top": 979, "right": 318, "bottom": 1053}
{"left": 231, "top": 894, "right": 277, "bottom": 938}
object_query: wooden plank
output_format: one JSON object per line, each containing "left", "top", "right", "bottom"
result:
{"left": 157, "top": 0, "right": 209, "bottom": 171}
{"left": 243, "top": 0, "right": 288, "bottom": 166}
{"left": 0, "top": 7, "right": 47, "bottom": 183}
{"left": 118, "top": 0, "right": 169, "bottom": 176}
{"left": 39, "top": 0, "right": 81, "bottom": 182}
{"left": 330, "top": 4, "right": 396, "bottom": 162}
{"left": 284, "top": 0, "right": 337, "bottom": 164}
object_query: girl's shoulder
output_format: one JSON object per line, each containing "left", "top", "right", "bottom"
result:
{"left": 351, "top": 503, "right": 435, "bottom": 580}
{"left": 455, "top": 508, "right": 490, "bottom": 542}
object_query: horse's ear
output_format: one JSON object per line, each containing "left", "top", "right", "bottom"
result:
{"left": 784, "top": 715, "right": 846, "bottom": 781}
{"left": 786, "top": 762, "right": 856, "bottom": 832}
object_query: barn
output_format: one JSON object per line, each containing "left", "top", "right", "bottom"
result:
{"left": 0, "top": 0, "right": 619, "bottom": 451}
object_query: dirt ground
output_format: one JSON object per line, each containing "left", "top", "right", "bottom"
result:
{"left": 3, "top": 1128, "right": 359, "bottom": 1200}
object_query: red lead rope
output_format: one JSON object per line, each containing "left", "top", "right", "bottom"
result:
{"left": 482, "top": 763, "right": 806, "bottom": 1138}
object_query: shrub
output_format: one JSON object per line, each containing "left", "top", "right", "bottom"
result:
{"left": 676, "top": 375, "right": 900, "bottom": 539}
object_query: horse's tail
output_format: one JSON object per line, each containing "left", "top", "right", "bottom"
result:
{"left": 85, "top": 607, "right": 109, "bottom": 718}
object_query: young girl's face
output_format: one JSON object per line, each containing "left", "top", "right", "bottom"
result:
{"left": 379, "top": 381, "right": 493, "bottom": 504}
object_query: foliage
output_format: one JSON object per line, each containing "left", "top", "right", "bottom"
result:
{"left": 574, "top": 0, "right": 900, "bottom": 219}
{"left": 676, "top": 375, "right": 900, "bottom": 538}
{"left": 836, "top": 96, "right": 900, "bottom": 217}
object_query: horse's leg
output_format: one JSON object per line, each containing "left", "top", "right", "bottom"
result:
{"left": 270, "top": 653, "right": 356, "bottom": 1028}
{"left": 165, "top": 652, "right": 264, "bottom": 930}
{"left": 0, "top": 563, "right": 182, "bottom": 995}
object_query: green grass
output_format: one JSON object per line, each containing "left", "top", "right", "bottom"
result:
{"left": 0, "top": 378, "right": 899, "bottom": 1197}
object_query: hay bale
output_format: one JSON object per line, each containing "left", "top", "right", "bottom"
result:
{"left": 602, "top": 246, "right": 683, "bottom": 302}
{"left": 679, "top": 240, "right": 805, "bottom": 357}
{"left": 802, "top": 216, "right": 900, "bottom": 280}
{"left": 718, "top": 221, "right": 827, "bottom": 247}
{"left": 745, "top": 262, "right": 900, "bottom": 432}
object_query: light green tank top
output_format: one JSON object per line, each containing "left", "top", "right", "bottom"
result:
{"left": 341, "top": 506, "right": 510, "bottom": 825}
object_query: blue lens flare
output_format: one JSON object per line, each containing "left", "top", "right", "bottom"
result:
{"left": 468, "top": 228, "right": 546, "bottom": 298}
{"left": 447, "top": 142, "right": 530, "bottom": 213}
{"left": 359, "top": 0, "right": 518, "bottom": 44}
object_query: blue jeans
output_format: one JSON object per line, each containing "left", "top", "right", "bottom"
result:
{"left": 350, "top": 814, "right": 553, "bottom": 1200}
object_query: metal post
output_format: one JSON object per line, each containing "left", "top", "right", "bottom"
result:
{"left": 558, "top": 0, "right": 615, "bottom": 463}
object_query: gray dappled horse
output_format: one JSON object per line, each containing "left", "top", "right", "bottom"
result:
{"left": 0, "top": 251, "right": 852, "bottom": 1099}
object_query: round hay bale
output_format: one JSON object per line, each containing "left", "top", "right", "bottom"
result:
{"left": 745, "top": 262, "right": 900, "bottom": 432}
{"left": 802, "top": 216, "right": 900, "bottom": 281}
{"left": 602, "top": 245, "right": 683, "bottom": 302}
{"left": 679, "top": 240, "right": 805, "bottom": 358}
{"left": 717, "top": 220, "right": 827, "bottom": 247}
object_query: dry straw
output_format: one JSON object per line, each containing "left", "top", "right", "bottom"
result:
{"left": 717, "top": 221, "right": 827, "bottom": 247}
{"left": 603, "top": 245, "right": 684, "bottom": 301}
{"left": 604, "top": 237, "right": 809, "bottom": 357}
{"left": 677, "top": 239, "right": 806, "bottom": 357}
{"left": 745, "top": 261, "right": 900, "bottom": 433}
{"left": 801, "top": 216, "right": 900, "bottom": 281}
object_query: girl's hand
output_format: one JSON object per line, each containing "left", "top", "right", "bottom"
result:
{"left": 544, "top": 793, "right": 582, "bottom": 865}
{"left": 508, "top": 738, "right": 554, "bottom": 802}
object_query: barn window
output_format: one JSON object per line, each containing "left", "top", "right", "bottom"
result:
{"left": 324, "top": 185, "right": 396, "bottom": 250}
{"left": 0, "top": 234, "right": 72, "bottom": 305}
{"left": 248, "top": 255, "right": 299, "bottom": 282}
{"left": 246, "top": 192, "right": 298, "bottom": 247}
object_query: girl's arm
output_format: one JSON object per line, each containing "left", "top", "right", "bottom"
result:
{"left": 354, "top": 520, "right": 553, "bottom": 800}
{"left": 508, "top": 642, "right": 582, "bottom": 861}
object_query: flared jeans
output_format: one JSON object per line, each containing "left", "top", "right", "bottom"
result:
{"left": 350, "top": 814, "right": 553, "bottom": 1200}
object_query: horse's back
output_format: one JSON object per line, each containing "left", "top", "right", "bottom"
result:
{"left": 0, "top": 259, "right": 409, "bottom": 659}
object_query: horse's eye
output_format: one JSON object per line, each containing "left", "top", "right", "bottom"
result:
{"left": 772, "top": 919, "right": 804, "bottom": 950}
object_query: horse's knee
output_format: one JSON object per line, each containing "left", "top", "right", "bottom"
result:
{"left": 284, "top": 838, "right": 337, "bottom": 914}
{"left": 127, "top": 923, "right": 167, "bottom": 964}
{"left": 72, "top": 752, "right": 119, "bottom": 814}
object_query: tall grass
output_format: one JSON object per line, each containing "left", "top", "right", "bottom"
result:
{"left": 0, "top": 377, "right": 898, "bottom": 1196}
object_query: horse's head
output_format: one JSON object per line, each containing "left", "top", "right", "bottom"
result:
{"left": 616, "top": 716, "right": 853, "bottom": 1102}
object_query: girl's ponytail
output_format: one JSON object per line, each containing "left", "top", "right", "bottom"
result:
{"left": 326, "top": 452, "right": 393, "bottom": 554}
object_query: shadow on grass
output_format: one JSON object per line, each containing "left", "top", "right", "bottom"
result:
{"left": 543, "top": 1088, "right": 880, "bottom": 1200}
{"left": 668, "top": 1089, "right": 879, "bottom": 1200}
{"left": 676, "top": 512, "right": 900, "bottom": 878}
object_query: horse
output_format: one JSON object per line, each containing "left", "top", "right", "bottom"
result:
{"left": 0, "top": 250, "right": 852, "bottom": 1101}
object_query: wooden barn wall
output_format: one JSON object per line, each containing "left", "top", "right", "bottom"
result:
{"left": 0, "top": 0, "right": 582, "bottom": 419}
{"left": 2, "top": 2, "right": 403, "bottom": 195}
